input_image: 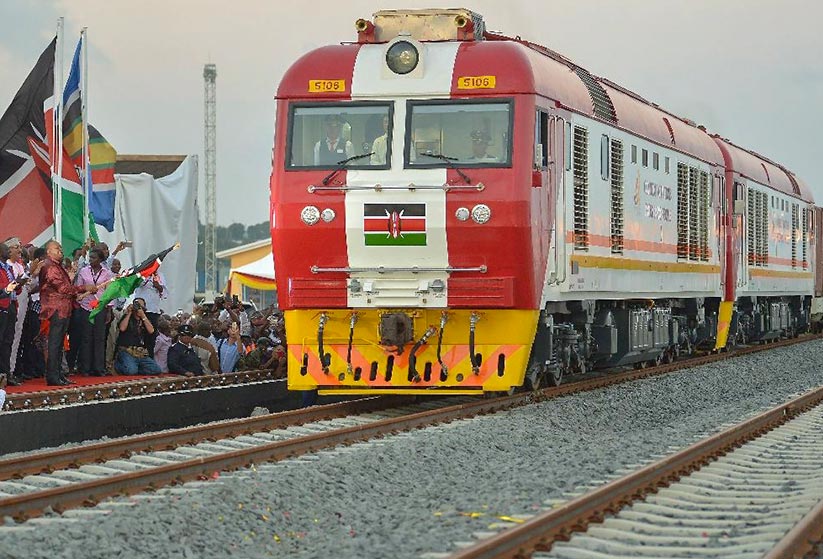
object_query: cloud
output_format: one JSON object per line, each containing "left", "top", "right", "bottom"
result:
{"left": 2, "top": 0, "right": 822, "bottom": 225}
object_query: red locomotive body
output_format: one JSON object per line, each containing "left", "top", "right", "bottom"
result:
{"left": 270, "top": 9, "right": 817, "bottom": 395}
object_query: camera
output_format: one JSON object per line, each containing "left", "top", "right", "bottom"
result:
{"left": 133, "top": 301, "right": 144, "bottom": 311}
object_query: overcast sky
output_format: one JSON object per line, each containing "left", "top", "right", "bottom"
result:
{"left": 1, "top": 0, "right": 821, "bottom": 225}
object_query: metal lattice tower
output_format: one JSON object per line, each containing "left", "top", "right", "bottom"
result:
{"left": 203, "top": 64, "right": 217, "bottom": 294}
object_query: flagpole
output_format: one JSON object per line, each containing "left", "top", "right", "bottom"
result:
{"left": 53, "top": 18, "right": 63, "bottom": 243}
{"left": 56, "top": 17, "right": 64, "bottom": 246}
{"left": 81, "top": 27, "right": 90, "bottom": 241}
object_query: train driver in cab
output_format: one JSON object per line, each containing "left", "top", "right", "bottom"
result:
{"left": 466, "top": 129, "right": 497, "bottom": 162}
{"left": 314, "top": 114, "right": 354, "bottom": 165}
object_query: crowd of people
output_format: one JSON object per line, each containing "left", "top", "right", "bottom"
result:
{"left": 0, "top": 237, "right": 287, "bottom": 407}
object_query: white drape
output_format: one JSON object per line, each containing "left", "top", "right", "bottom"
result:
{"left": 96, "top": 156, "right": 198, "bottom": 313}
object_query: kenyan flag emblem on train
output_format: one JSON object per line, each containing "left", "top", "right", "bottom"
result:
{"left": 363, "top": 203, "right": 426, "bottom": 246}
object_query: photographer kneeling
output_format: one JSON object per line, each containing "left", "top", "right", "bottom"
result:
{"left": 114, "top": 297, "right": 162, "bottom": 375}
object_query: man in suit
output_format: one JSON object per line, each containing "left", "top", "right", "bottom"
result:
{"left": 39, "top": 241, "right": 96, "bottom": 385}
{"left": 314, "top": 114, "right": 354, "bottom": 165}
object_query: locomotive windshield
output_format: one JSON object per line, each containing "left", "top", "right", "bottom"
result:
{"left": 405, "top": 100, "right": 512, "bottom": 168}
{"left": 286, "top": 102, "right": 393, "bottom": 169}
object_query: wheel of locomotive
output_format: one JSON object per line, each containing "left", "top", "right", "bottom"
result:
{"left": 545, "top": 363, "right": 563, "bottom": 387}
{"left": 661, "top": 348, "right": 674, "bottom": 364}
{"left": 525, "top": 361, "right": 545, "bottom": 391}
{"left": 633, "top": 360, "right": 647, "bottom": 370}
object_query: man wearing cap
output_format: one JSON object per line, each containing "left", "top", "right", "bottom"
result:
{"left": 467, "top": 129, "right": 498, "bottom": 162}
{"left": 114, "top": 297, "right": 161, "bottom": 375}
{"left": 314, "top": 114, "right": 354, "bottom": 165}
{"left": 168, "top": 323, "right": 211, "bottom": 376}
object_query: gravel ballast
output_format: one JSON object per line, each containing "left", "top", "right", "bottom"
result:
{"left": 3, "top": 340, "right": 823, "bottom": 559}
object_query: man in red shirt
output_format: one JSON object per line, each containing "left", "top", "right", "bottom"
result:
{"left": 39, "top": 241, "right": 95, "bottom": 386}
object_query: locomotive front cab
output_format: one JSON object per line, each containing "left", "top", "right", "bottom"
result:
{"left": 271, "top": 10, "right": 544, "bottom": 395}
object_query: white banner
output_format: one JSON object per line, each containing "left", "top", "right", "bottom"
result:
{"left": 96, "top": 155, "right": 198, "bottom": 313}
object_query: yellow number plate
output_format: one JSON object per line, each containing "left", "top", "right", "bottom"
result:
{"left": 308, "top": 79, "right": 346, "bottom": 93}
{"left": 457, "top": 75, "right": 497, "bottom": 89}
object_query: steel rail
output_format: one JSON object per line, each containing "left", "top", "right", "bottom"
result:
{"left": 0, "top": 396, "right": 404, "bottom": 482}
{"left": 762, "top": 498, "right": 823, "bottom": 559}
{"left": 2, "top": 333, "right": 819, "bottom": 522}
{"left": 5, "top": 331, "right": 818, "bottom": 412}
{"left": 0, "top": 394, "right": 523, "bottom": 521}
{"left": 447, "top": 385, "right": 823, "bottom": 559}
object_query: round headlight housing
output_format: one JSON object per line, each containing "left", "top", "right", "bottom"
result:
{"left": 301, "top": 205, "right": 320, "bottom": 226}
{"left": 471, "top": 204, "right": 491, "bottom": 224}
{"left": 455, "top": 207, "right": 470, "bottom": 222}
{"left": 320, "top": 208, "right": 336, "bottom": 223}
{"left": 386, "top": 41, "right": 419, "bottom": 75}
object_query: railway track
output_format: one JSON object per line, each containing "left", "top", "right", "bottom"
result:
{"left": 2, "top": 334, "right": 820, "bottom": 526}
{"left": 4, "top": 333, "right": 818, "bottom": 412}
{"left": 444, "top": 385, "right": 823, "bottom": 559}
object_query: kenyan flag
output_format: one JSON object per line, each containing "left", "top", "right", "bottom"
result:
{"left": 363, "top": 203, "right": 426, "bottom": 246}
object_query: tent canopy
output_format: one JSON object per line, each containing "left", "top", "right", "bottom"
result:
{"left": 229, "top": 253, "right": 276, "bottom": 291}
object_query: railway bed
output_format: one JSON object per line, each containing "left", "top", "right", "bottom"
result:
{"left": 2, "top": 337, "right": 823, "bottom": 558}
{"left": 448, "top": 387, "right": 823, "bottom": 559}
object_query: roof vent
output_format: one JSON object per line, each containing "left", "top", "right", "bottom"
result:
{"left": 662, "top": 117, "right": 676, "bottom": 144}
{"left": 573, "top": 67, "right": 617, "bottom": 123}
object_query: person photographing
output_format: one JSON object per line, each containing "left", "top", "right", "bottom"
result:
{"left": 114, "top": 297, "right": 161, "bottom": 375}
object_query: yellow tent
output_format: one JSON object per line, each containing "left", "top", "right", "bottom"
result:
{"left": 228, "top": 253, "right": 276, "bottom": 291}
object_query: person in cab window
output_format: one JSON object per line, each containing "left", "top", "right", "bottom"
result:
{"left": 370, "top": 114, "right": 390, "bottom": 165}
{"left": 467, "top": 129, "right": 497, "bottom": 162}
{"left": 314, "top": 114, "right": 354, "bottom": 165}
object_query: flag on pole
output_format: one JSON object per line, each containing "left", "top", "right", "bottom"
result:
{"left": 89, "top": 243, "right": 180, "bottom": 321}
{"left": 59, "top": 38, "right": 88, "bottom": 252}
{"left": 0, "top": 39, "right": 56, "bottom": 246}
{"left": 87, "top": 124, "right": 116, "bottom": 231}
{"left": 60, "top": 34, "right": 118, "bottom": 248}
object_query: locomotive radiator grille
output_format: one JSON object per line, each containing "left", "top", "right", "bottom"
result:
{"left": 676, "top": 163, "right": 689, "bottom": 259}
{"left": 792, "top": 202, "right": 799, "bottom": 268}
{"left": 698, "top": 170, "right": 709, "bottom": 261}
{"left": 802, "top": 206, "right": 808, "bottom": 268}
{"left": 747, "top": 187, "right": 756, "bottom": 266}
{"left": 688, "top": 166, "right": 699, "bottom": 261}
{"left": 573, "top": 126, "right": 589, "bottom": 250}
{"left": 747, "top": 187, "right": 769, "bottom": 267}
{"left": 610, "top": 138, "right": 624, "bottom": 254}
{"left": 758, "top": 191, "right": 769, "bottom": 266}
{"left": 677, "top": 163, "right": 711, "bottom": 262}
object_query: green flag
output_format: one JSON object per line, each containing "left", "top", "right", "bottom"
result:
{"left": 88, "top": 274, "right": 143, "bottom": 321}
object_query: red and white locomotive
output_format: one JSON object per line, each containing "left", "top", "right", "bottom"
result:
{"left": 270, "top": 8, "right": 819, "bottom": 395}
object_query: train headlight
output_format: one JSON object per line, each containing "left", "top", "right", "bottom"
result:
{"left": 349, "top": 279, "right": 362, "bottom": 293}
{"left": 300, "top": 205, "right": 320, "bottom": 226}
{"left": 471, "top": 204, "right": 491, "bottom": 224}
{"left": 455, "top": 207, "right": 470, "bottom": 222}
{"left": 320, "top": 208, "right": 336, "bottom": 223}
{"left": 430, "top": 279, "right": 445, "bottom": 293}
{"left": 386, "top": 41, "right": 419, "bottom": 75}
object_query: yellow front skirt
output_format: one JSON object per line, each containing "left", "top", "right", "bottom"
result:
{"left": 285, "top": 309, "right": 539, "bottom": 395}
